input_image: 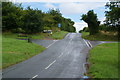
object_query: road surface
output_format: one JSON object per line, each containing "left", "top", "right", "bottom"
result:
{"left": 2, "top": 33, "right": 90, "bottom": 79}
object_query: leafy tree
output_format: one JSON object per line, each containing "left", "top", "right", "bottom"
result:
{"left": 81, "top": 10, "right": 100, "bottom": 35}
{"left": 2, "top": 2, "right": 76, "bottom": 33}
{"left": 23, "top": 7, "right": 43, "bottom": 33}
{"left": 105, "top": 1, "right": 120, "bottom": 32}
{"left": 2, "top": 2, "right": 23, "bottom": 31}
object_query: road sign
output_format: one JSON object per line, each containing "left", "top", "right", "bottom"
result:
{"left": 58, "top": 23, "right": 61, "bottom": 28}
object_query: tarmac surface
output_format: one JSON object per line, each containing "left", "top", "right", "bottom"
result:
{"left": 2, "top": 33, "right": 98, "bottom": 79}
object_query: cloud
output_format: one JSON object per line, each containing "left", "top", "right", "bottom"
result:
{"left": 74, "top": 22, "right": 87, "bottom": 33}
{"left": 59, "top": 2, "right": 106, "bottom": 15}
{"left": 44, "top": 3, "right": 56, "bottom": 9}
{"left": 13, "top": 0, "right": 109, "bottom": 3}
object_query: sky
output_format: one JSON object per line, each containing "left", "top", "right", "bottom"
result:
{"left": 12, "top": 0, "right": 110, "bottom": 32}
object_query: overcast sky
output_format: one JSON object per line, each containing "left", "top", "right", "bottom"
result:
{"left": 11, "top": 0, "right": 109, "bottom": 32}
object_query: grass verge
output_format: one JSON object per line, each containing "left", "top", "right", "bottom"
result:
{"left": 50, "top": 31, "right": 68, "bottom": 39}
{"left": 88, "top": 43, "right": 118, "bottom": 78}
{"left": 3, "top": 31, "right": 68, "bottom": 40}
{"left": 2, "top": 37, "right": 45, "bottom": 69}
{"left": 81, "top": 32, "right": 118, "bottom": 41}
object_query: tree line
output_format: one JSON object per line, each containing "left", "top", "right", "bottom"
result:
{"left": 81, "top": 1, "right": 119, "bottom": 35}
{"left": 2, "top": 2, "right": 76, "bottom": 34}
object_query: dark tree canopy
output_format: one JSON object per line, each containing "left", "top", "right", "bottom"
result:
{"left": 81, "top": 10, "right": 100, "bottom": 35}
{"left": 2, "top": 2, "right": 76, "bottom": 33}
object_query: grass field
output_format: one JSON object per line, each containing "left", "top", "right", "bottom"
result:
{"left": 2, "top": 37, "right": 45, "bottom": 69}
{"left": 81, "top": 32, "right": 118, "bottom": 41}
{"left": 88, "top": 43, "right": 118, "bottom": 78}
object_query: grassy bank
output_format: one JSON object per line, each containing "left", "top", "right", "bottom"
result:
{"left": 2, "top": 37, "right": 45, "bottom": 69}
{"left": 81, "top": 32, "right": 118, "bottom": 41}
{"left": 3, "top": 31, "right": 68, "bottom": 40}
{"left": 2, "top": 31, "right": 68, "bottom": 69}
{"left": 50, "top": 31, "right": 68, "bottom": 39}
{"left": 88, "top": 43, "right": 118, "bottom": 78}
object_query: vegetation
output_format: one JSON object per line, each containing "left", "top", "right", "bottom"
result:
{"left": 50, "top": 31, "right": 68, "bottom": 39}
{"left": 80, "top": 1, "right": 119, "bottom": 41}
{"left": 81, "top": 32, "right": 118, "bottom": 41}
{"left": 79, "top": 27, "right": 89, "bottom": 33}
{"left": 2, "top": 37, "right": 45, "bottom": 69}
{"left": 2, "top": 2, "right": 76, "bottom": 34}
{"left": 81, "top": 10, "right": 100, "bottom": 35}
{"left": 88, "top": 43, "right": 118, "bottom": 78}
{"left": 3, "top": 31, "right": 68, "bottom": 40}
{"left": 105, "top": 2, "right": 120, "bottom": 32}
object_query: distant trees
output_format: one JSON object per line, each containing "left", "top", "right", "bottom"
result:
{"left": 2, "top": 2, "right": 76, "bottom": 34}
{"left": 81, "top": 10, "right": 100, "bottom": 35}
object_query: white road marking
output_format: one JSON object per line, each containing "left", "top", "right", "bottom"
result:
{"left": 58, "top": 52, "right": 63, "bottom": 58}
{"left": 87, "top": 41, "right": 92, "bottom": 48}
{"left": 30, "top": 75, "right": 38, "bottom": 80}
{"left": 45, "top": 60, "right": 56, "bottom": 69}
{"left": 83, "top": 39, "right": 91, "bottom": 49}
{"left": 46, "top": 40, "right": 57, "bottom": 48}
{"left": 32, "top": 75, "right": 38, "bottom": 78}
{"left": 66, "top": 33, "right": 70, "bottom": 38}
{"left": 59, "top": 37, "right": 73, "bottom": 58}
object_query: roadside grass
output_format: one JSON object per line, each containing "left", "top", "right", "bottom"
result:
{"left": 2, "top": 37, "right": 45, "bottom": 69}
{"left": 3, "top": 31, "right": 68, "bottom": 40}
{"left": 2, "top": 31, "right": 68, "bottom": 69}
{"left": 50, "top": 31, "right": 68, "bottom": 39}
{"left": 88, "top": 43, "right": 118, "bottom": 78}
{"left": 0, "top": 34, "right": 2, "bottom": 69}
{"left": 81, "top": 32, "right": 118, "bottom": 41}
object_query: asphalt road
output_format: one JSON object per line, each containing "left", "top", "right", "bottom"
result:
{"left": 2, "top": 33, "right": 90, "bottom": 79}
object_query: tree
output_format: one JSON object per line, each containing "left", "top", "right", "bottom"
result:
{"left": 105, "top": 1, "right": 120, "bottom": 32}
{"left": 81, "top": 10, "right": 100, "bottom": 35}
{"left": 23, "top": 7, "right": 43, "bottom": 33}
{"left": 2, "top": 2, "right": 23, "bottom": 31}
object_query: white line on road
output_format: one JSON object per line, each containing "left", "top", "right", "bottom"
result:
{"left": 30, "top": 75, "right": 38, "bottom": 80}
{"left": 83, "top": 39, "right": 91, "bottom": 49}
{"left": 58, "top": 52, "right": 63, "bottom": 58}
{"left": 46, "top": 40, "right": 57, "bottom": 48}
{"left": 45, "top": 60, "right": 56, "bottom": 69}
{"left": 58, "top": 37, "right": 72, "bottom": 58}
{"left": 32, "top": 75, "right": 38, "bottom": 78}
{"left": 87, "top": 41, "right": 92, "bottom": 48}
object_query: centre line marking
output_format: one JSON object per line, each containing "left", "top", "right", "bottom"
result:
{"left": 58, "top": 53, "right": 63, "bottom": 58}
{"left": 45, "top": 60, "right": 56, "bottom": 69}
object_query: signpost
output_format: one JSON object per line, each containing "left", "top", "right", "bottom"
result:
{"left": 58, "top": 23, "right": 61, "bottom": 32}
{"left": 58, "top": 23, "right": 61, "bottom": 28}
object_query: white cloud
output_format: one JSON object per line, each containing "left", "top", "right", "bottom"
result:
{"left": 74, "top": 22, "right": 87, "bottom": 33}
{"left": 59, "top": 2, "right": 106, "bottom": 15}
{"left": 44, "top": 3, "right": 56, "bottom": 9}
{"left": 14, "top": 0, "right": 109, "bottom": 3}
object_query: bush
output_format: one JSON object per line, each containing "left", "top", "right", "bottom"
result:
{"left": 11, "top": 28, "right": 25, "bottom": 33}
